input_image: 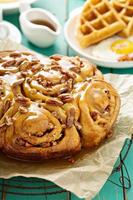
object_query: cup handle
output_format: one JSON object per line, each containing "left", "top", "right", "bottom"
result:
{"left": 19, "top": 1, "right": 31, "bottom": 13}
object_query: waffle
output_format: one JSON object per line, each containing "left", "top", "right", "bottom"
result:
{"left": 112, "top": 0, "right": 133, "bottom": 37}
{"left": 76, "top": 0, "right": 125, "bottom": 48}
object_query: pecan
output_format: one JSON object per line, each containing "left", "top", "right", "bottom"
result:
{"left": 59, "top": 87, "right": 68, "bottom": 94}
{"left": 51, "top": 64, "right": 61, "bottom": 71}
{"left": 20, "top": 71, "right": 28, "bottom": 77}
{"left": 46, "top": 99, "right": 63, "bottom": 106}
{"left": 15, "top": 58, "right": 28, "bottom": 67}
{"left": 58, "top": 93, "right": 74, "bottom": 103}
{"left": 66, "top": 108, "right": 75, "bottom": 128}
{"left": 31, "top": 60, "right": 40, "bottom": 66}
{"left": 67, "top": 79, "right": 73, "bottom": 91}
{"left": 74, "top": 121, "right": 82, "bottom": 130}
{"left": 31, "top": 64, "right": 42, "bottom": 73}
{"left": 90, "top": 111, "right": 98, "bottom": 121}
{"left": 61, "top": 69, "right": 76, "bottom": 79}
{"left": 18, "top": 106, "right": 28, "bottom": 114}
{"left": 4, "top": 100, "right": 11, "bottom": 113}
{"left": 16, "top": 96, "right": 30, "bottom": 107}
{"left": 9, "top": 52, "right": 21, "bottom": 58}
{"left": 19, "top": 61, "right": 31, "bottom": 71}
{"left": 70, "top": 66, "right": 81, "bottom": 73}
{"left": 2, "top": 60, "right": 16, "bottom": 68}
{"left": 50, "top": 54, "right": 62, "bottom": 61}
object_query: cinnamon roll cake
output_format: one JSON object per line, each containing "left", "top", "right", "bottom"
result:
{"left": 0, "top": 51, "right": 120, "bottom": 161}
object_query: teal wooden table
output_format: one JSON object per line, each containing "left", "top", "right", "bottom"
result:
{"left": 1, "top": 0, "right": 133, "bottom": 200}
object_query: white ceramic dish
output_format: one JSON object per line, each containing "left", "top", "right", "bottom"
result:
{"left": 19, "top": 7, "right": 61, "bottom": 48}
{"left": 0, "top": 0, "right": 37, "bottom": 13}
{"left": 64, "top": 8, "right": 133, "bottom": 69}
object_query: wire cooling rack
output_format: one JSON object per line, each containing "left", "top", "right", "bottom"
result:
{"left": 0, "top": 136, "right": 132, "bottom": 200}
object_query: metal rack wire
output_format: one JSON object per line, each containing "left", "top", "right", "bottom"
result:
{"left": 0, "top": 136, "right": 132, "bottom": 200}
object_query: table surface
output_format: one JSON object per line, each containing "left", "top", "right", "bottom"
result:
{"left": 1, "top": 0, "right": 133, "bottom": 200}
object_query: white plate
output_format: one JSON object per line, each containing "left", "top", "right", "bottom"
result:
{"left": 64, "top": 8, "right": 133, "bottom": 69}
{"left": 0, "top": 21, "right": 21, "bottom": 43}
{"left": 0, "top": 0, "right": 37, "bottom": 13}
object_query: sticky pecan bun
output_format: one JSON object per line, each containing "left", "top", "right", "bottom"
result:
{"left": 0, "top": 51, "right": 120, "bottom": 161}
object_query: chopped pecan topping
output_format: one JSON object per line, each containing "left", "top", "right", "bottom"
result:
{"left": 2, "top": 60, "right": 16, "bottom": 68}
{"left": 9, "top": 52, "right": 21, "bottom": 58}
{"left": 31, "top": 60, "right": 40, "bottom": 66}
{"left": 16, "top": 96, "right": 31, "bottom": 107}
{"left": 51, "top": 64, "right": 61, "bottom": 71}
{"left": 61, "top": 69, "right": 76, "bottom": 79}
{"left": 31, "top": 64, "right": 42, "bottom": 73}
{"left": 59, "top": 87, "right": 68, "bottom": 94}
{"left": 50, "top": 55, "right": 62, "bottom": 61}
{"left": 4, "top": 100, "right": 11, "bottom": 113}
{"left": 15, "top": 58, "right": 28, "bottom": 67}
{"left": 67, "top": 79, "right": 73, "bottom": 91}
{"left": 70, "top": 66, "right": 81, "bottom": 73}
{"left": 58, "top": 93, "right": 74, "bottom": 103}
{"left": 19, "top": 61, "right": 31, "bottom": 71}
{"left": 46, "top": 99, "right": 63, "bottom": 106}
{"left": 90, "top": 111, "right": 98, "bottom": 121}
{"left": 66, "top": 108, "right": 75, "bottom": 128}
{"left": 18, "top": 106, "right": 28, "bottom": 114}
{"left": 37, "top": 76, "right": 47, "bottom": 87}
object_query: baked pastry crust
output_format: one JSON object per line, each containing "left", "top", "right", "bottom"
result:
{"left": 0, "top": 51, "right": 120, "bottom": 161}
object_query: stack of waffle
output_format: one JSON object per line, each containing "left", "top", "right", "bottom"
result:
{"left": 76, "top": 0, "right": 133, "bottom": 48}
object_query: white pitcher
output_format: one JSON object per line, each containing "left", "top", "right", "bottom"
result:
{"left": 19, "top": 5, "right": 61, "bottom": 48}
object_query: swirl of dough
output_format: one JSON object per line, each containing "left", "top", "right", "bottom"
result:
{"left": 2, "top": 102, "right": 81, "bottom": 160}
{"left": 79, "top": 79, "right": 120, "bottom": 148}
{"left": 23, "top": 67, "right": 75, "bottom": 103}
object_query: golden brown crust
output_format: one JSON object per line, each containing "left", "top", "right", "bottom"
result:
{"left": 0, "top": 50, "right": 120, "bottom": 161}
